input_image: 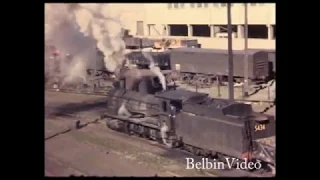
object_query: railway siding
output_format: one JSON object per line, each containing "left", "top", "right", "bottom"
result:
{"left": 45, "top": 90, "right": 275, "bottom": 177}
{"left": 45, "top": 116, "right": 217, "bottom": 176}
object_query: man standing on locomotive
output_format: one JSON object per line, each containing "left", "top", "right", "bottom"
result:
{"left": 169, "top": 104, "right": 176, "bottom": 118}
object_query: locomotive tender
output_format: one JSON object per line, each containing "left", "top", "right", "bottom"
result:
{"left": 103, "top": 75, "right": 275, "bottom": 173}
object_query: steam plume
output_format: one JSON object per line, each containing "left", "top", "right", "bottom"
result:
{"left": 45, "top": 3, "right": 126, "bottom": 86}
{"left": 118, "top": 102, "right": 132, "bottom": 116}
{"left": 141, "top": 51, "right": 166, "bottom": 91}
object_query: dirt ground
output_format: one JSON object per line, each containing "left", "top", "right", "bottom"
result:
{"left": 45, "top": 91, "right": 219, "bottom": 177}
{"left": 45, "top": 127, "right": 173, "bottom": 176}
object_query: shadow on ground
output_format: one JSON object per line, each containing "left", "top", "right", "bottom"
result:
{"left": 45, "top": 99, "right": 107, "bottom": 118}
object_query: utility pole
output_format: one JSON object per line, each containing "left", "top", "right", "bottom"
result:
{"left": 243, "top": 3, "right": 249, "bottom": 97}
{"left": 227, "top": 3, "right": 234, "bottom": 101}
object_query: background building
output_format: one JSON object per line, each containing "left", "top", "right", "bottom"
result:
{"left": 109, "top": 3, "right": 275, "bottom": 50}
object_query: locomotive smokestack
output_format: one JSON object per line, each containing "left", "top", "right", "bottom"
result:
{"left": 227, "top": 3, "right": 234, "bottom": 101}
{"left": 142, "top": 51, "right": 166, "bottom": 91}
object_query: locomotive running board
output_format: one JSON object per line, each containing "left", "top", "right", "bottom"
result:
{"left": 101, "top": 113, "right": 160, "bottom": 130}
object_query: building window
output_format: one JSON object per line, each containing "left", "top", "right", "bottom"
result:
{"left": 197, "top": 3, "right": 202, "bottom": 8}
{"left": 180, "top": 3, "right": 185, "bottom": 8}
{"left": 168, "top": 4, "right": 172, "bottom": 9}
{"left": 190, "top": 3, "right": 195, "bottom": 8}
{"left": 250, "top": 3, "right": 257, "bottom": 6}
{"left": 220, "top": 3, "right": 227, "bottom": 7}
{"left": 204, "top": 3, "right": 208, "bottom": 8}
{"left": 213, "top": 3, "right": 219, "bottom": 7}
{"left": 173, "top": 3, "right": 179, "bottom": 8}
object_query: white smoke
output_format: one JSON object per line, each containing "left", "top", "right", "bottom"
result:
{"left": 62, "top": 56, "right": 87, "bottom": 85}
{"left": 117, "top": 102, "right": 132, "bottom": 116}
{"left": 141, "top": 51, "right": 166, "bottom": 91}
{"left": 160, "top": 121, "right": 172, "bottom": 148}
{"left": 45, "top": 3, "right": 126, "bottom": 86}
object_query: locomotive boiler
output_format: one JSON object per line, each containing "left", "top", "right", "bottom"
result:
{"left": 102, "top": 75, "right": 276, "bottom": 173}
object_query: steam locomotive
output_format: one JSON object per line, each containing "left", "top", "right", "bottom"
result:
{"left": 102, "top": 73, "right": 276, "bottom": 174}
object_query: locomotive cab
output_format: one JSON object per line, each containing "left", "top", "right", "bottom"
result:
{"left": 156, "top": 89, "right": 208, "bottom": 134}
{"left": 158, "top": 99, "right": 180, "bottom": 135}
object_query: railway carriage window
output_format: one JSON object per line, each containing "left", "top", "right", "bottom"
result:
{"left": 190, "top": 3, "right": 195, "bottom": 8}
{"left": 162, "top": 101, "right": 168, "bottom": 112}
{"left": 197, "top": 3, "right": 202, "bottom": 8}
{"left": 173, "top": 3, "right": 179, "bottom": 8}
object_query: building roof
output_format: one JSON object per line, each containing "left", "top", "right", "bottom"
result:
{"left": 171, "top": 47, "right": 265, "bottom": 55}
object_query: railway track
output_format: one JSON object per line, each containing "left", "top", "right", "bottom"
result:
{"left": 45, "top": 115, "right": 174, "bottom": 176}
{"left": 45, "top": 87, "right": 111, "bottom": 96}
{"left": 45, "top": 153, "right": 88, "bottom": 176}
{"left": 45, "top": 105, "right": 274, "bottom": 177}
{"left": 45, "top": 111, "right": 216, "bottom": 177}
{"left": 45, "top": 87, "right": 274, "bottom": 116}
{"left": 45, "top": 86, "right": 274, "bottom": 105}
